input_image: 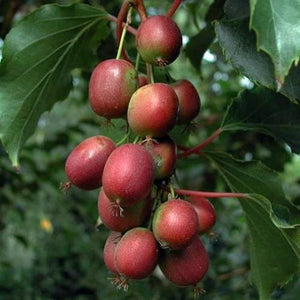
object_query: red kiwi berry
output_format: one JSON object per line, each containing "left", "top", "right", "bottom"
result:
{"left": 103, "top": 231, "right": 127, "bottom": 289}
{"left": 103, "top": 231, "right": 122, "bottom": 275}
{"left": 102, "top": 144, "right": 155, "bottom": 208}
{"left": 171, "top": 79, "right": 201, "bottom": 124}
{"left": 187, "top": 196, "right": 216, "bottom": 234}
{"left": 144, "top": 136, "right": 177, "bottom": 180}
{"left": 64, "top": 135, "right": 116, "bottom": 190}
{"left": 98, "top": 189, "right": 153, "bottom": 232}
{"left": 136, "top": 15, "right": 182, "bottom": 66}
{"left": 89, "top": 59, "right": 138, "bottom": 119}
{"left": 127, "top": 83, "right": 179, "bottom": 138}
{"left": 159, "top": 235, "right": 209, "bottom": 287}
{"left": 152, "top": 199, "right": 199, "bottom": 249}
{"left": 138, "top": 73, "right": 149, "bottom": 87}
{"left": 114, "top": 227, "right": 159, "bottom": 280}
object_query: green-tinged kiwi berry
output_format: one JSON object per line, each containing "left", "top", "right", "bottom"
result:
{"left": 136, "top": 15, "right": 182, "bottom": 66}
{"left": 89, "top": 59, "right": 137, "bottom": 119}
{"left": 128, "top": 83, "right": 179, "bottom": 138}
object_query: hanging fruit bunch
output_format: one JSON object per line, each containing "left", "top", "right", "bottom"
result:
{"left": 62, "top": 0, "right": 246, "bottom": 295}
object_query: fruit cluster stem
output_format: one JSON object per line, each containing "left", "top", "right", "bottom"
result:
{"left": 163, "top": 186, "right": 248, "bottom": 199}
{"left": 116, "top": 0, "right": 131, "bottom": 44}
{"left": 177, "top": 128, "right": 223, "bottom": 159}
{"left": 166, "top": 0, "right": 183, "bottom": 18}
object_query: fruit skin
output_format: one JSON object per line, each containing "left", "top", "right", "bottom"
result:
{"left": 115, "top": 227, "right": 159, "bottom": 280}
{"left": 89, "top": 59, "right": 137, "bottom": 119}
{"left": 127, "top": 83, "right": 179, "bottom": 138}
{"left": 171, "top": 80, "right": 201, "bottom": 124}
{"left": 65, "top": 135, "right": 116, "bottom": 190}
{"left": 102, "top": 144, "right": 155, "bottom": 207}
{"left": 152, "top": 199, "right": 199, "bottom": 249}
{"left": 144, "top": 136, "right": 177, "bottom": 180}
{"left": 159, "top": 235, "right": 209, "bottom": 286}
{"left": 187, "top": 196, "right": 216, "bottom": 234}
{"left": 98, "top": 189, "right": 153, "bottom": 232}
{"left": 136, "top": 15, "right": 182, "bottom": 66}
{"left": 103, "top": 231, "right": 122, "bottom": 275}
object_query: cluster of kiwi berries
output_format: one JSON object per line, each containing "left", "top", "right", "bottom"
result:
{"left": 63, "top": 0, "right": 216, "bottom": 294}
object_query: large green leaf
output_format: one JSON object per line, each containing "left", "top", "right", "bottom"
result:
{"left": 240, "top": 195, "right": 299, "bottom": 300}
{"left": 215, "top": 18, "right": 300, "bottom": 103}
{"left": 249, "top": 0, "right": 300, "bottom": 85}
{"left": 221, "top": 87, "right": 300, "bottom": 154}
{"left": 0, "top": 4, "right": 109, "bottom": 166}
{"left": 206, "top": 151, "right": 300, "bottom": 299}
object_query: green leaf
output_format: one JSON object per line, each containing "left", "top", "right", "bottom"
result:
{"left": 249, "top": 0, "right": 300, "bottom": 85}
{"left": 221, "top": 87, "right": 300, "bottom": 154}
{"left": 0, "top": 4, "right": 109, "bottom": 166}
{"left": 223, "top": 0, "right": 250, "bottom": 20}
{"left": 206, "top": 151, "right": 300, "bottom": 299}
{"left": 205, "top": 151, "right": 289, "bottom": 208}
{"left": 215, "top": 18, "right": 300, "bottom": 103}
{"left": 240, "top": 195, "right": 299, "bottom": 300}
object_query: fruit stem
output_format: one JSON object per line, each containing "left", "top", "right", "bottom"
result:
{"left": 177, "top": 128, "right": 223, "bottom": 159}
{"left": 135, "top": 52, "right": 140, "bottom": 70}
{"left": 166, "top": 0, "right": 183, "bottom": 18}
{"left": 133, "top": 135, "right": 142, "bottom": 144}
{"left": 116, "top": 130, "right": 131, "bottom": 146}
{"left": 146, "top": 63, "right": 154, "bottom": 84}
{"left": 163, "top": 66, "right": 175, "bottom": 83}
{"left": 168, "top": 183, "right": 176, "bottom": 198}
{"left": 108, "top": 14, "right": 137, "bottom": 36}
{"left": 148, "top": 188, "right": 163, "bottom": 229}
{"left": 116, "top": 6, "right": 133, "bottom": 60}
{"left": 162, "top": 186, "right": 248, "bottom": 199}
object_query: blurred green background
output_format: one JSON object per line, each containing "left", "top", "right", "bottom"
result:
{"left": 1, "top": 0, "right": 299, "bottom": 299}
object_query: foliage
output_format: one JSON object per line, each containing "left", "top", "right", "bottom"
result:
{"left": 0, "top": 0, "right": 299, "bottom": 299}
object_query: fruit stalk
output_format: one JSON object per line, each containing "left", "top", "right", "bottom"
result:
{"left": 116, "top": 5, "right": 133, "bottom": 61}
{"left": 166, "top": 0, "right": 183, "bottom": 18}
{"left": 177, "top": 128, "right": 223, "bottom": 159}
{"left": 146, "top": 63, "right": 154, "bottom": 84}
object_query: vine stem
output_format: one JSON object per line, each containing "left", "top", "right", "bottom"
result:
{"left": 177, "top": 128, "right": 223, "bottom": 159}
{"left": 166, "top": 0, "right": 183, "bottom": 18}
{"left": 163, "top": 186, "right": 248, "bottom": 199}
{"left": 132, "top": 0, "right": 147, "bottom": 21}
{"left": 108, "top": 14, "right": 137, "bottom": 36}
